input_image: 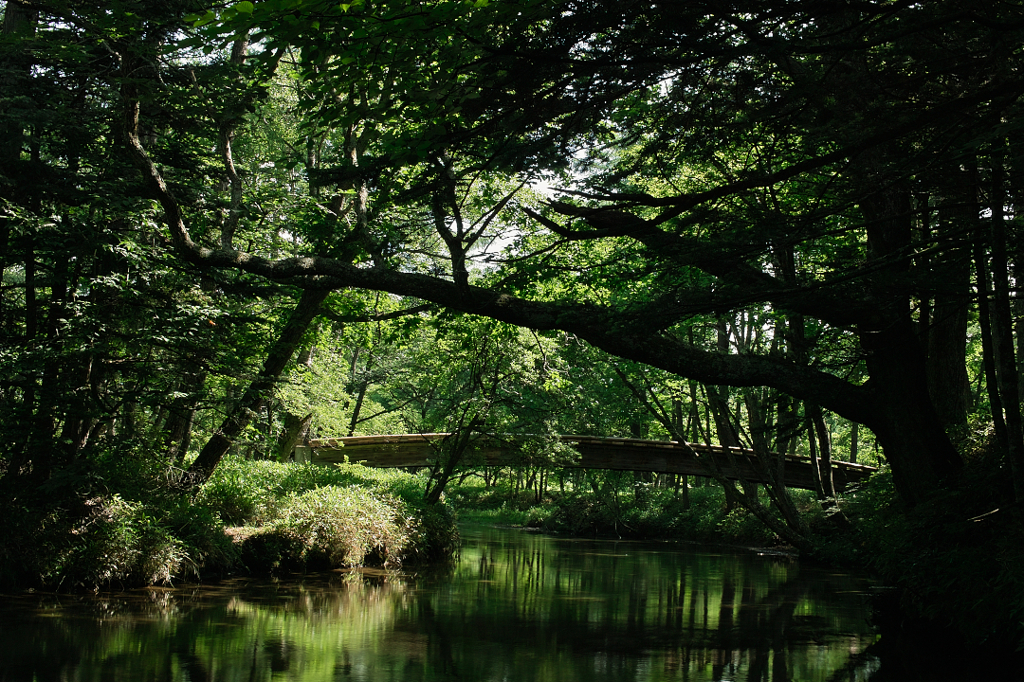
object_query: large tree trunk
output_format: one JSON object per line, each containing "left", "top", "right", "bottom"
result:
{"left": 0, "top": 1, "right": 37, "bottom": 306}
{"left": 927, "top": 183, "right": 972, "bottom": 429}
{"left": 0, "top": 0, "right": 36, "bottom": 165}
{"left": 860, "top": 184, "right": 963, "bottom": 505}
{"left": 185, "top": 288, "right": 329, "bottom": 487}
{"left": 860, "top": 320, "right": 962, "bottom": 504}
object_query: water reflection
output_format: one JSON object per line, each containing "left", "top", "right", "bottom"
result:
{"left": 0, "top": 526, "right": 881, "bottom": 681}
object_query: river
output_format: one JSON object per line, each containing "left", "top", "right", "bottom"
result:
{"left": 0, "top": 525, "right": 883, "bottom": 681}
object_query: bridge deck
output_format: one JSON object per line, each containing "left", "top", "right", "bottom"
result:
{"left": 294, "top": 434, "right": 876, "bottom": 492}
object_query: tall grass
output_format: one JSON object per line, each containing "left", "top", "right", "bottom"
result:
{"left": 197, "top": 458, "right": 458, "bottom": 573}
{"left": 0, "top": 453, "right": 458, "bottom": 589}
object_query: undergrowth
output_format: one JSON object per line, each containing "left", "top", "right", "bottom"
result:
{"left": 0, "top": 450, "right": 458, "bottom": 590}
{"left": 841, "top": 454, "right": 1024, "bottom": 652}
{"left": 445, "top": 473, "right": 822, "bottom": 547}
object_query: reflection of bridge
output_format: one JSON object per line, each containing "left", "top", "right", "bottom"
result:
{"left": 294, "top": 434, "right": 876, "bottom": 492}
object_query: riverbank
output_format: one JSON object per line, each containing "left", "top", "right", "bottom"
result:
{"left": 0, "top": 456, "right": 459, "bottom": 589}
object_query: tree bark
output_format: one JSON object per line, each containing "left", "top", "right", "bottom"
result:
{"left": 927, "top": 181, "right": 972, "bottom": 429}
{"left": 274, "top": 411, "right": 313, "bottom": 462}
{"left": 989, "top": 142, "right": 1024, "bottom": 501}
{"left": 0, "top": 0, "right": 36, "bottom": 165}
{"left": 859, "top": 183, "right": 962, "bottom": 504}
{"left": 860, "top": 319, "right": 962, "bottom": 503}
{"left": 0, "top": 1, "right": 36, "bottom": 306}
{"left": 186, "top": 288, "right": 329, "bottom": 486}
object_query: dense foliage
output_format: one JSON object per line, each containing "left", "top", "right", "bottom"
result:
{"left": 2, "top": 0, "right": 1024, "bottom": 658}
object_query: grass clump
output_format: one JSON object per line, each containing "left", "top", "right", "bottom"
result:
{"left": 198, "top": 457, "right": 459, "bottom": 574}
{"left": 69, "top": 495, "right": 189, "bottom": 586}
{"left": 25, "top": 494, "right": 190, "bottom": 588}
{"left": 195, "top": 457, "right": 421, "bottom": 525}
{"left": 233, "top": 486, "right": 413, "bottom": 570}
{"left": 0, "top": 483, "right": 201, "bottom": 590}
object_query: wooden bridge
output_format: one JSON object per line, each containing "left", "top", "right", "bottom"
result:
{"left": 294, "top": 434, "right": 876, "bottom": 492}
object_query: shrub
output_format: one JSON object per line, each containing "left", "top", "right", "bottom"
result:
{"left": 195, "top": 457, "right": 433, "bottom": 525}
{"left": 165, "top": 498, "right": 239, "bottom": 577}
{"left": 847, "top": 463, "right": 1024, "bottom": 651}
{"left": 275, "top": 486, "right": 413, "bottom": 567}
{"left": 410, "top": 502, "right": 461, "bottom": 561}
{"left": 1, "top": 455, "right": 460, "bottom": 587}
{"left": 198, "top": 458, "right": 461, "bottom": 572}
{"left": 48, "top": 495, "right": 187, "bottom": 587}
{"left": 715, "top": 508, "right": 777, "bottom": 546}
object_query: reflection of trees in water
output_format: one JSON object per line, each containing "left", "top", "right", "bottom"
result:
{"left": 0, "top": 571, "right": 411, "bottom": 682}
{"left": 398, "top": 530, "right": 876, "bottom": 681}
{"left": 0, "top": 531, "right": 877, "bottom": 681}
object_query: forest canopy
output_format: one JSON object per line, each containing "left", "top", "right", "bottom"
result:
{"left": 2, "top": 0, "right": 1024, "bottom": 514}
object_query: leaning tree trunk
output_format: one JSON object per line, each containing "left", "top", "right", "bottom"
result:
{"left": 807, "top": 403, "right": 835, "bottom": 499}
{"left": 806, "top": 401, "right": 831, "bottom": 497}
{"left": 185, "top": 289, "right": 329, "bottom": 487}
{"left": 424, "top": 417, "right": 482, "bottom": 505}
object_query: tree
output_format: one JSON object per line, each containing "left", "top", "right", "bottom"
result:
{"left": 140, "top": 0, "right": 1023, "bottom": 505}
{"left": 0, "top": 1, "right": 337, "bottom": 486}
{"left": 381, "top": 316, "right": 562, "bottom": 503}
{"left": 10, "top": 1, "right": 1023, "bottom": 505}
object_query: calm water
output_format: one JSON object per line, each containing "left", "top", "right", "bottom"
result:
{"left": 0, "top": 526, "right": 882, "bottom": 681}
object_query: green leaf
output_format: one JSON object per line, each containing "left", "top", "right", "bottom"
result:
{"left": 235, "top": 1, "right": 255, "bottom": 14}
{"left": 194, "top": 10, "right": 217, "bottom": 27}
